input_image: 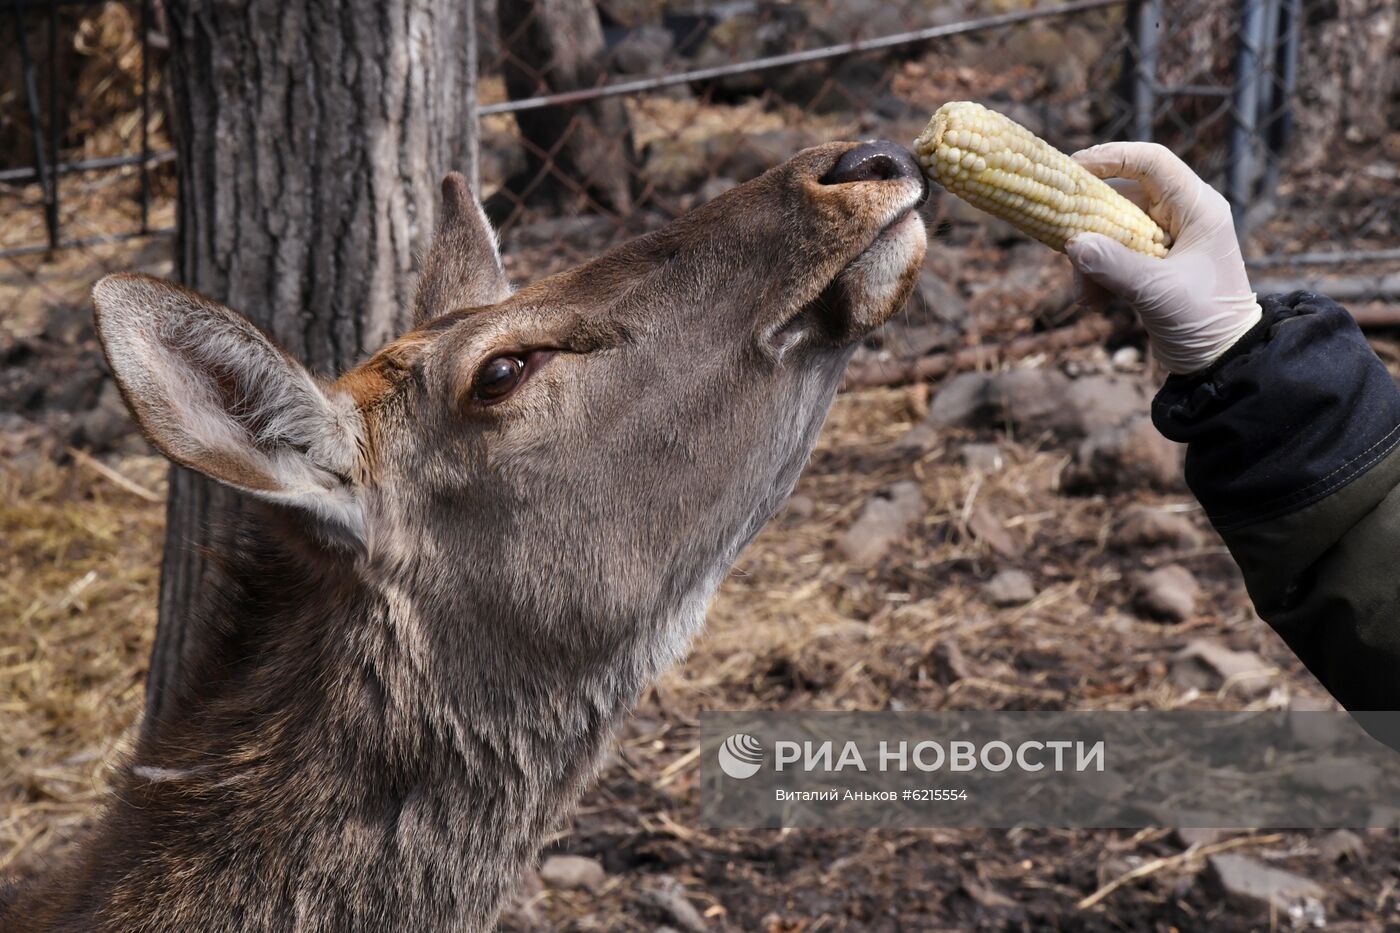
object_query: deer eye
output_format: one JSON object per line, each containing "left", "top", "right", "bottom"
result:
{"left": 473, "top": 355, "right": 527, "bottom": 403}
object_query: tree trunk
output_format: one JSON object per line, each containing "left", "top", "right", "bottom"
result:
{"left": 144, "top": 0, "right": 475, "bottom": 735}
{"left": 486, "top": 0, "right": 637, "bottom": 224}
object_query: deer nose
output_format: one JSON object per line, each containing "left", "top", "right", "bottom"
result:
{"left": 821, "top": 141, "right": 928, "bottom": 202}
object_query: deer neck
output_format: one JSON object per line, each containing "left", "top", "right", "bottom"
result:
{"left": 110, "top": 508, "right": 696, "bottom": 930}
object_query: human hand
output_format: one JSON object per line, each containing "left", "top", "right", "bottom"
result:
{"left": 1065, "top": 142, "right": 1261, "bottom": 375}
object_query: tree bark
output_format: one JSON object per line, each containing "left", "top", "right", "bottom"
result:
{"left": 145, "top": 0, "right": 474, "bottom": 735}
{"left": 486, "top": 0, "right": 637, "bottom": 223}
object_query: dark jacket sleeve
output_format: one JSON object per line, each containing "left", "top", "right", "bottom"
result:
{"left": 1153, "top": 291, "right": 1400, "bottom": 710}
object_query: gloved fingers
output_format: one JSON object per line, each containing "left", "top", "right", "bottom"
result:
{"left": 1071, "top": 266, "right": 1113, "bottom": 312}
{"left": 1065, "top": 231, "right": 1164, "bottom": 306}
{"left": 1072, "top": 142, "right": 1193, "bottom": 197}
{"left": 1071, "top": 142, "right": 1206, "bottom": 231}
{"left": 1104, "top": 177, "right": 1150, "bottom": 213}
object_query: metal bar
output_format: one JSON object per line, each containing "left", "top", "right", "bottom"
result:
{"left": 45, "top": 0, "right": 60, "bottom": 250}
{"left": 0, "top": 0, "right": 108, "bottom": 10}
{"left": 1253, "top": 0, "right": 1280, "bottom": 195}
{"left": 479, "top": 0, "right": 1129, "bottom": 116}
{"left": 1109, "top": 3, "right": 1137, "bottom": 136}
{"left": 1276, "top": 0, "right": 1301, "bottom": 150}
{"left": 1227, "top": 0, "right": 1266, "bottom": 234}
{"left": 0, "top": 226, "right": 176, "bottom": 260}
{"left": 1262, "top": 0, "right": 1300, "bottom": 197}
{"left": 9, "top": 1, "right": 56, "bottom": 231}
{"left": 1253, "top": 274, "right": 1400, "bottom": 302}
{"left": 1246, "top": 248, "right": 1400, "bottom": 268}
{"left": 1132, "top": 0, "right": 1160, "bottom": 140}
{"left": 139, "top": 0, "right": 151, "bottom": 233}
{"left": 1155, "top": 83, "right": 1234, "bottom": 98}
{"left": 0, "top": 149, "right": 176, "bottom": 184}
{"left": 1257, "top": 0, "right": 1279, "bottom": 124}
{"left": 464, "top": 0, "right": 479, "bottom": 194}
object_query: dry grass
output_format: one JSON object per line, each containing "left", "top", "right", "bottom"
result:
{"left": 0, "top": 453, "right": 165, "bottom": 876}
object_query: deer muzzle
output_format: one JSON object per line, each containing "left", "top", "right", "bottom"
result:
{"left": 788, "top": 140, "right": 929, "bottom": 347}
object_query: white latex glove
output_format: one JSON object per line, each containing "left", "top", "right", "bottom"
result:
{"left": 1065, "top": 142, "right": 1262, "bottom": 375}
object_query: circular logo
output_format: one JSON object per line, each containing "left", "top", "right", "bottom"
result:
{"left": 717, "top": 733, "right": 765, "bottom": 780}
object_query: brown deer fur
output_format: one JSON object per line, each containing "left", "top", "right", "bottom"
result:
{"left": 2, "top": 142, "right": 927, "bottom": 931}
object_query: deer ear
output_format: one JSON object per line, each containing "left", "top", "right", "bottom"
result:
{"left": 412, "top": 172, "right": 511, "bottom": 324}
{"left": 92, "top": 274, "right": 365, "bottom": 539}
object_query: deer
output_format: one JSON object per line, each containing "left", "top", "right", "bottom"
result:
{"left": 1, "top": 140, "right": 927, "bottom": 932}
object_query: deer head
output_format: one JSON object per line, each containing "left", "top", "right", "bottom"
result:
{"left": 67, "top": 141, "right": 926, "bottom": 930}
{"left": 95, "top": 141, "right": 925, "bottom": 678}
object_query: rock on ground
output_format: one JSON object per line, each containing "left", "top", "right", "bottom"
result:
{"left": 608, "top": 24, "right": 674, "bottom": 75}
{"left": 960, "top": 442, "right": 1004, "bottom": 473}
{"left": 1061, "top": 373, "right": 1153, "bottom": 436}
{"left": 967, "top": 503, "right": 1022, "bottom": 559}
{"left": 1315, "top": 829, "right": 1365, "bottom": 863}
{"left": 638, "top": 875, "right": 707, "bottom": 932}
{"left": 1170, "top": 639, "right": 1273, "bottom": 697}
{"left": 539, "top": 854, "right": 606, "bottom": 892}
{"left": 912, "top": 266, "right": 969, "bottom": 329}
{"left": 984, "top": 569, "right": 1036, "bottom": 606}
{"left": 73, "top": 379, "right": 137, "bottom": 451}
{"left": 782, "top": 494, "right": 815, "bottom": 520}
{"left": 1131, "top": 564, "right": 1200, "bottom": 622}
{"left": 983, "top": 368, "right": 1074, "bottom": 434}
{"left": 893, "top": 423, "right": 939, "bottom": 454}
{"left": 1063, "top": 415, "right": 1184, "bottom": 492}
{"left": 1206, "top": 853, "right": 1326, "bottom": 917}
{"left": 1289, "top": 758, "right": 1383, "bottom": 793}
{"left": 1113, "top": 506, "right": 1204, "bottom": 551}
{"left": 1173, "top": 826, "right": 1225, "bottom": 847}
{"left": 1287, "top": 695, "right": 1344, "bottom": 749}
{"left": 926, "top": 371, "right": 992, "bottom": 429}
{"left": 923, "top": 367, "right": 1155, "bottom": 442}
{"left": 837, "top": 481, "right": 925, "bottom": 567}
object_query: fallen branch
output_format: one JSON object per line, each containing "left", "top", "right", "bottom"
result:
{"left": 843, "top": 316, "right": 1114, "bottom": 389}
{"left": 1350, "top": 305, "right": 1400, "bottom": 329}
{"left": 1076, "top": 832, "right": 1285, "bottom": 911}
{"left": 67, "top": 447, "right": 164, "bottom": 503}
{"left": 1254, "top": 275, "right": 1400, "bottom": 304}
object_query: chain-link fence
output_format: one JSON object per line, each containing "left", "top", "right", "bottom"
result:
{"left": 1, "top": 0, "right": 1396, "bottom": 322}
{"left": 2, "top": 0, "right": 174, "bottom": 357}
{"left": 478, "top": 0, "right": 1398, "bottom": 308}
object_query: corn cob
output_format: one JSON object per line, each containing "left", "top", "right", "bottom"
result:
{"left": 913, "top": 101, "right": 1171, "bottom": 258}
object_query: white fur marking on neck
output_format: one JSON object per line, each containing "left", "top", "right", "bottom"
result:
{"left": 132, "top": 765, "right": 195, "bottom": 783}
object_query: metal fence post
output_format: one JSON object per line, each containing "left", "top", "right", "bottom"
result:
{"left": 1228, "top": 0, "right": 1265, "bottom": 234}
{"left": 1131, "top": 0, "right": 1160, "bottom": 141}
{"left": 1253, "top": 0, "right": 1279, "bottom": 195}
{"left": 46, "top": 0, "right": 61, "bottom": 250}
{"left": 139, "top": 0, "right": 151, "bottom": 233}
{"left": 10, "top": 2, "right": 58, "bottom": 252}
{"left": 465, "top": 0, "right": 480, "bottom": 196}
{"left": 1262, "top": 0, "right": 1300, "bottom": 199}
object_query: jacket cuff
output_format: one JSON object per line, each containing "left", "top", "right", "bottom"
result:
{"left": 1152, "top": 291, "right": 1400, "bottom": 531}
